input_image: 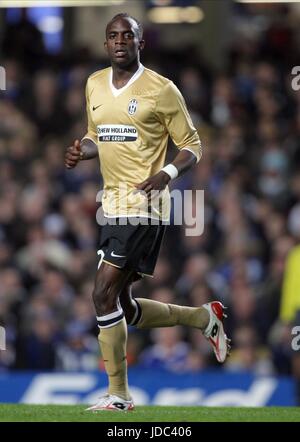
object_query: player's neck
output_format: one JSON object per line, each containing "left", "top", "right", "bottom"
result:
{"left": 111, "top": 60, "right": 141, "bottom": 90}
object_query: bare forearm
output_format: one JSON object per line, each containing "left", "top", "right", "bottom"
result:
{"left": 172, "top": 149, "right": 197, "bottom": 176}
{"left": 80, "top": 138, "right": 98, "bottom": 160}
{"left": 136, "top": 149, "right": 198, "bottom": 194}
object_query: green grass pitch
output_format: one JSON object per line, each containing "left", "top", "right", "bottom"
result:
{"left": 0, "top": 405, "right": 299, "bottom": 422}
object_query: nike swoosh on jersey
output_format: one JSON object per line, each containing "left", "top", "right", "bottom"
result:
{"left": 111, "top": 251, "right": 126, "bottom": 258}
{"left": 93, "top": 104, "right": 103, "bottom": 111}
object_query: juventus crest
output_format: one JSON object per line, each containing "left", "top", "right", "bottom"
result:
{"left": 128, "top": 99, "right": 138, "bottom": 115}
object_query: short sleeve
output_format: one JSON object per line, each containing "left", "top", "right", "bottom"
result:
{"left": 82, "top": 78, "right": 98, "bottom": 144}
{"left": 156, "top": 81, "right": 202, "bottom": 162}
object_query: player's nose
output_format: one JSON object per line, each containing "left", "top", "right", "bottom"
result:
{"left": 115, "top": 33, "right": 126, "bottom": 45}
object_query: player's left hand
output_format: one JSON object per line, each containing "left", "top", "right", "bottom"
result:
{"left": 135, "top": 171, "right": 170, "bottom": 196}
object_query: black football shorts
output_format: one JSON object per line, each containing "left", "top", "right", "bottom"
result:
{"left": 98, "top": 217, "right": 166, "bottom": 278}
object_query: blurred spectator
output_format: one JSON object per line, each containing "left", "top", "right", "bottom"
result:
{"left": 2, "top": 9, "right": 46, "bottom": 72}
{"left": 55, "top": 322, "right": 99, "bottom": 371}
{"left": 16, "top": 310, "right": 58, "bottom": 370}
{"left": 280, "top": 245, "right": 300, "bottom": 323}
{"left": 225, "top": 325, "right": 274, "bottom": 375}
{"left": 277, "top": 245, "right": 300, "bottom": 404}
{"left": 139, "top": 327, "right": 191, "bottom": 373}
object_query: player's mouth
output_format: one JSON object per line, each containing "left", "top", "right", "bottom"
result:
{"left": 115, "top": 49, "right": 127, "bottom": 59}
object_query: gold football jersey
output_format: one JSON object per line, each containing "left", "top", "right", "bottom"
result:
{"left": 83, "top": 64, "right": 201, "bottom": 220}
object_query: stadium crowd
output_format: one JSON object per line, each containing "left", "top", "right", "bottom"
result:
{"left": 0, "top": 6, "right": 299, "bottom": 402}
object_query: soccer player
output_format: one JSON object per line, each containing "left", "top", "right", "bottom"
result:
{"left": 64, "top": 13, "right": 230, "bottom": 411}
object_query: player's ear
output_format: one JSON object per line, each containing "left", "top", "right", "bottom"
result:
{"left": 139, "top": 39, "right": 145, "bottom": 51}
{"left": 104, "top": 41, "right": 108, "bottom": 52}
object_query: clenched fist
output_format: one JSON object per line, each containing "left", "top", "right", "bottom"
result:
{"left": 64, "top": 139, "right": 83, "bottom": 169}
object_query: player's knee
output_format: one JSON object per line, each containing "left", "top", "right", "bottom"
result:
{"left": 92, "top": 277, "right": 119, "bottom": 314}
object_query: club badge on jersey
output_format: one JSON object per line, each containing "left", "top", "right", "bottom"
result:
{"left": 128, "top": 99, "right": 138, "bottom": 115}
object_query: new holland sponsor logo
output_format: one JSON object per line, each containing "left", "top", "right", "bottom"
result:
{"left": 97, "top": 125, "right": 138, "bottom": 142}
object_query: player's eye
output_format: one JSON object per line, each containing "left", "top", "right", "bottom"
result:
{"left": 124, "top": 32, "right": 134, "bottom": 39}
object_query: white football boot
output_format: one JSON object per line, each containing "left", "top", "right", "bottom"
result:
{"left": 86, "top": 394, "right": 134, "bottom": 412}
{"left": 202, "top": 301, "right": 231, "bottom": 363}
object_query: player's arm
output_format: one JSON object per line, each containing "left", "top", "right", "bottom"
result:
{"left": 64, "top": 138, "right": 98, "bottom": 169}
{"left": 136, "top": 81, "right": 201, "bottom": 194}
{"left": 172, "top": 148, "right": 197, "bottom": 173}
{"left": 135, "top": 149, "right": 196, "bottom": 193}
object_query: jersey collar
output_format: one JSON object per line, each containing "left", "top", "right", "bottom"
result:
{"left": 109, "top": 63, "right": 145, "bottom": 97}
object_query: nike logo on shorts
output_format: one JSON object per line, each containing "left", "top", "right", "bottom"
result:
{"left": 111, "top": 251, "right": 126, "bottom": 258}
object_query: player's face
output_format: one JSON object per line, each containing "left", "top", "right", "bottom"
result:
{"left": 105, "top": 18, "right": 144, "bottom": 68}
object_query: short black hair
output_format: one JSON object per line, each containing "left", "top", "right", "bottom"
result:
{"left": 106, "top": 13, "right": 143, "bottom": 40}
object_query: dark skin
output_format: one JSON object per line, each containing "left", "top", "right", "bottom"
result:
{"left": 64, "top": 17, "right": 197, "bottom": 319}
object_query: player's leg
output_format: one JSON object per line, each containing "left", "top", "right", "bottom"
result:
{"left": 134, "top": 298, "right": 229, "bottom": 363}
{"left": 120, "top": 218, "right": 230, "bottom": 363}
{"left": 88, "top": 262, "right": 135, "bottom": 410}
{"left": 119, "top": 283, "right": 137, "bottom": 324}
{"left": 120, "top": 281, "right": 230, "bottom": 363}
{"left": 120, "top": 282, "right": 208, "bottom": 328}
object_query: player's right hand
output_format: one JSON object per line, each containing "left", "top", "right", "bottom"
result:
{"left": 64, "top": 139, "right": 83, "bottom": 169}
